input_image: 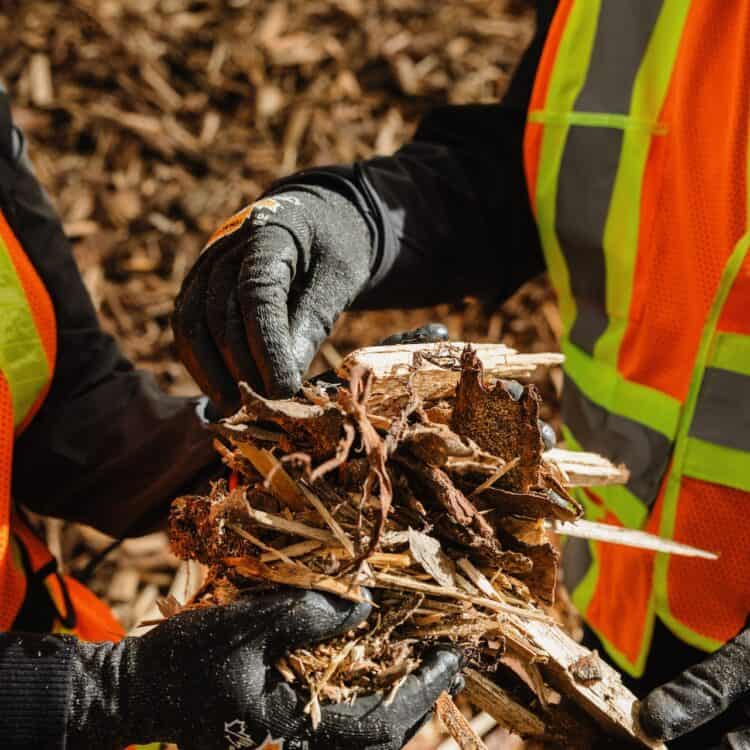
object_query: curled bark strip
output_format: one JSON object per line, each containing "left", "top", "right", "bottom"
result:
{"left": 337, "top": 366, "right": 393, "bottom": 558}
{"left": 310, "top": 422, "right": 356, "bottom": 483}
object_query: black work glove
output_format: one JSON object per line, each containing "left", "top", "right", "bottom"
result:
{"left": 67, "top": 589, "right": 462, "bottom": 750}
{"left": 173, "top": 185, "right": 374, "bottom": 408}
{"left": 639, "top": 626, "right": 750, "bottom": 749}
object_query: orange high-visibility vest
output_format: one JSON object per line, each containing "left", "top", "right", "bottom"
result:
{"left": 524, "top": 0, "right": 750, "bottom": 676}
{"left": 0, "top": 207, "right": 123, "bottom": 641}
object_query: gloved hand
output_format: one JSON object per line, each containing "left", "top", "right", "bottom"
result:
{"left": 639, "top": 625, "right": 750, "bottom": 749}
{"left": 67, "top": 588, "right": 463, "bottom": 750}
{"left": 173, "top": 185, "right": 374, "bottom": 408}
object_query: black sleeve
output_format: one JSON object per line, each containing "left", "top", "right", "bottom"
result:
{"left": 268, "top": 1, "right": 558, "bottom": 311}
{"left": 0, "top": 632, "right": 74, "bottom": 749}
{"left": 1, "top": 91, "right": 218, "bottom": 538}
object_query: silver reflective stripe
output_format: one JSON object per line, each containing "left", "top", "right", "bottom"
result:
{"left": 562, "top": 536, "right": 593, "bottom": 593}
{"left": 689, "top": 367, "right": 750, "bottom": 452}
{"left": 563, "top": 376, "right": 672, "bottom": 506}
{"left": 557, "top": 126, "right": 622, "bottom": 353}
{"left": 576, "top": 0, "right": 665, "bottom": 115}
{"left": 555, "top": 0, "right": 664, "bottom": 355}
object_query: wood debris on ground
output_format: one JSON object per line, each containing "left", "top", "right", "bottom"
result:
{"left": 2, "top": 0, "right": 536, "bottom": 396}
{"left": 167, "top": 342, "right": 660, "bottom": 749}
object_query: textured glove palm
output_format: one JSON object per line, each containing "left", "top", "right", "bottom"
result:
{"left": 173, "top": 186, "right": 374, "bottom": 408}
{"left": 67, "top": 589, "right": 462, "bottom": 749}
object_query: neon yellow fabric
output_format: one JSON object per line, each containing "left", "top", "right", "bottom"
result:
{"left": 0, "top": 234, "right": 50, "bottom": 428}
{"left": 709, "top": 332, "right": 750, "bottom": 377}
{"left": 595, "top": 0, "right": 691, "bottom": 368}
{"left": 531, "top": 1, "right": 600, "bottom": 337}
{"left": 654, "top": 234, "right": 750, "bottom": 653}
{"left": 563, "top": 340, "right": 680, "bottom": 439}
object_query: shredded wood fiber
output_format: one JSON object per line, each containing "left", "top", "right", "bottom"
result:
{"left": 168, "top": 343, "right": 660, "bottom": 749}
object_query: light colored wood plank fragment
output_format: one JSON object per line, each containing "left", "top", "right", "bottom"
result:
{"left": 510, "top": 616, "right": 666, "bottom": 748}
{"left": 436, "top": 713, "right": 498, "bottom": 750}
{"left": 463, "top": 668, "right": 545, "bottom": 738}
{"left": 434, "top": 691, "right": 489, "bottom": 750}
{"left": 337, "top": 343, "right": 564, "bottom": 412}
{"left": 543, "top": 448, "right": 629, "bottom": 487}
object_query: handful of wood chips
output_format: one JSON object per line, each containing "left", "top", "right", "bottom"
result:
{"left": 168, "top": 343, "right": 662, "bottom": 749}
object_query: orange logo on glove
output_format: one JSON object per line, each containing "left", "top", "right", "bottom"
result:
{"left": 204, "top": 198, "right": 281, "bottom": 250}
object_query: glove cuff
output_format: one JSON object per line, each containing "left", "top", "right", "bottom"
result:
{"left": 67, "top": 636, "right": 163, "bottom": 749}
{"left": 0, "top": 632, "right": 75, "bottom": 750}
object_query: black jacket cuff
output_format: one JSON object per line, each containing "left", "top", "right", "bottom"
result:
{"left": 0, "top": 633, "right": 75, "bottom": 750}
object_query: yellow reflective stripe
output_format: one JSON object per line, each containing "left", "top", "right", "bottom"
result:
{"left": 683, "top": 438, "right": 750, "bottom": 493}
{"left": 595, "top": 0, "right": 690, "bottom": 367}
{"left": 0, "top": 234, "right": 49, "bottom": 427}
{"left": 527, "top": 111, "right": 664, "bottom": 132}
{"left": 531, "top": 0, "right": 600, "bottom": 338}
{"left": 654, "top": 230, "right": 750, "bottom": 649}
{"left": 563, "top": 339, "right": 680, "bottom": 439}
{"left": 709, "top": 332, "right": 750, "bottom": 377}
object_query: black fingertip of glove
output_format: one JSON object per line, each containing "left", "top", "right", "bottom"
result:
{"left": 267, "top": 589, "right": 373, "bottom": 652}
{"left": 638, "top": 689, "right": 692, "bottom": 742}
{"left": 415, "top": 646, "right": 464, "bottom": 695}
{"left": 380, "top": 323, "right": 450, "bottom": 346}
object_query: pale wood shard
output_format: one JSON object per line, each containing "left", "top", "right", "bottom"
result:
{"left": 544, "top": 448, "right": 630, "bottom": 487}
{"left": 299, "top": 483, "right": 356, "bottom": 558}
{"left": 226, "top": 556, "right": 367, "bottom": 603}
{"left": 434, "top": 691, "right": 489, "bottom": 750}
{"left": 337, "top": 343, "right": 564, "bottom": 413}
{"left": 235, "top": 442, "right": 307, "bottom": 511}
{"left": 512, "top": 616, "right": 666, "bottom": 749}
{"left": 463, "top": 668, "right": 545, "bottom": 739}
{"left": 244, "top": 504, "right": 338, "bottom": 544}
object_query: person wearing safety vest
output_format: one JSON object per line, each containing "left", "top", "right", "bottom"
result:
{"left": 0, "top": 85, "right": 461, "bottom": 749}
{"left": 174, "top": 2, "right": 750, "bottom": 748}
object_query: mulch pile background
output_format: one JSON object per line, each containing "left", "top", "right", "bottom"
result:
{"left": 2, "top": 2, "right": 561, "bottom": 746}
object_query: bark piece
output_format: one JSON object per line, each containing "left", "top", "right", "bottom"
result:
{"left": 451, "top": 348, "right": 543, "bottom": 491}
{"left": 236, "top": 382, "right": 345, "bottom": 460}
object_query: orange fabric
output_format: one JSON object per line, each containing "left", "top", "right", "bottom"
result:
{"left": 523, "top": 0, "right": 574, "bottom": 212}
{"left": 60, "top": 576, "right": 125, "bottom": 642}
{"left": 0, "top": 209, "right": 57, "bottom": 433}
{"left": 584, "top": 505, "right": 660, "bottom": 667}
{"left": 668, "top": 477, "right": 750, "bottom": 643}
{"left": 12, "top": 514, "right": 124, "bottom": 641}
{"left": 0, "top": 216, "right": 123, "bottom": 643}
{"left": 618, "top": 1, "right": 750, "bottom": 401}
{"left": 717, "top": 249, "right": 750, "bottom": 335}
{"left": 0, "top": 375, "right": 26, "bottom": 631}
